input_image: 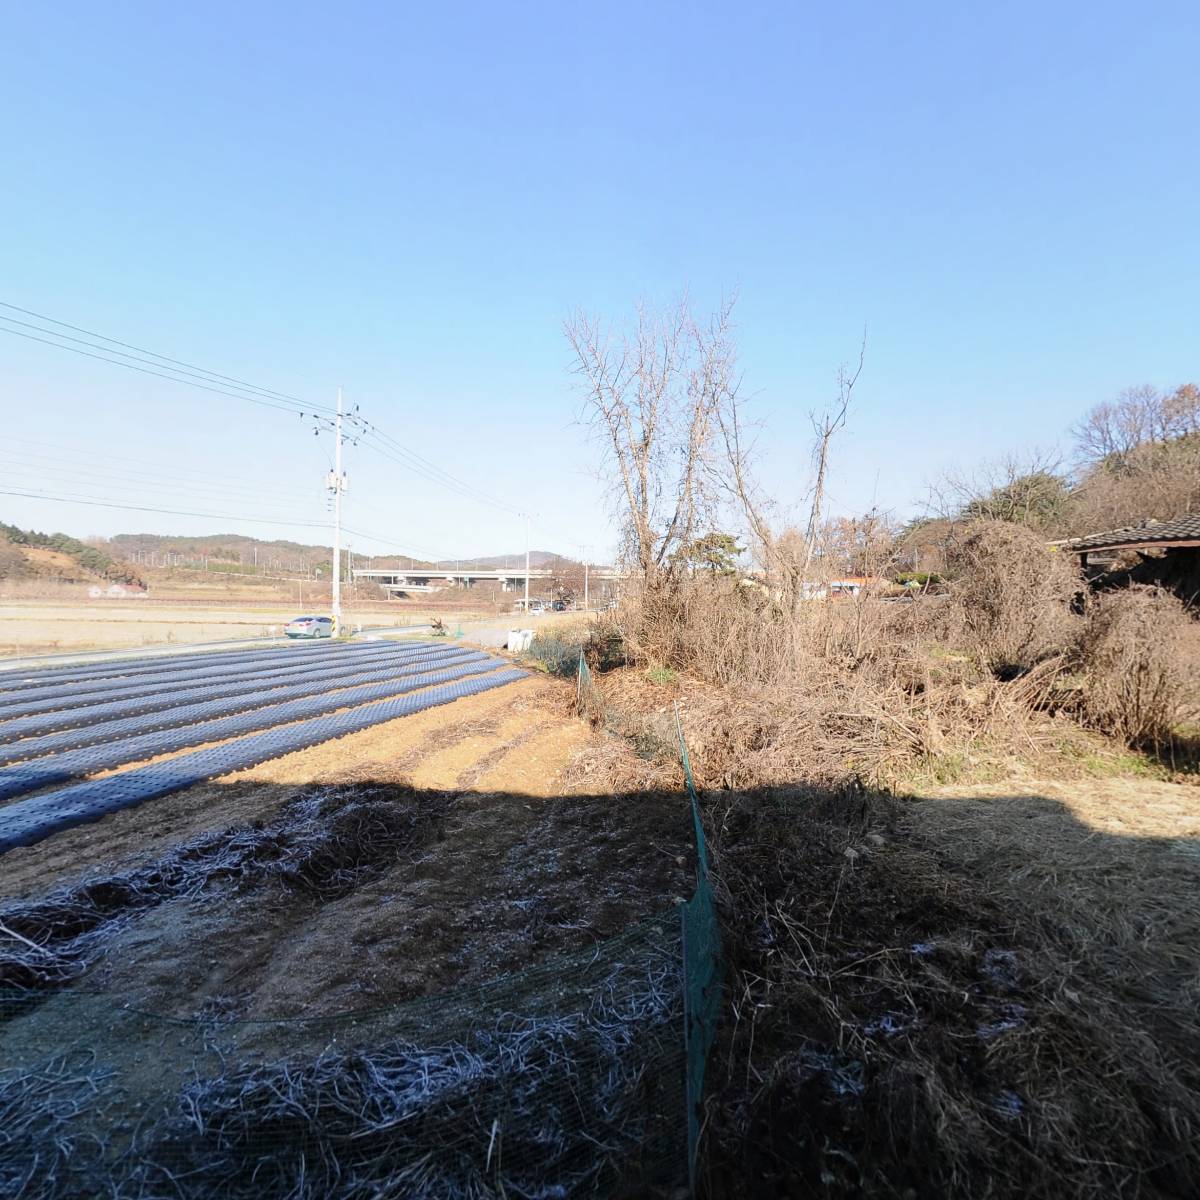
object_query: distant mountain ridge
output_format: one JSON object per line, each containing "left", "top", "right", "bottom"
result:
{"left": 432, "top": 551, "right": 565, "bottom": 571}
{"left": 2, "top": 523, "right": 579, "bottom": 581}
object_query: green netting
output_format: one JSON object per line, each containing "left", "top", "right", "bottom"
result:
{"left": 576, "top": 652, "right": 604, "bottom": 721}
{"left": 580, "top": 653, "right": 724, "bottom": 1186}
{"left": 0, "top": 659, "right": 723, "bottom": 1198}
{"left": 676, "top": 706, "right": 724, "bottom": 1190}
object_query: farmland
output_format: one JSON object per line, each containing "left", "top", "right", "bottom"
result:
{"left": 0, "top": 634, "right": 697, "bottom": 1195}
{"left": 0, "top": 596, "right": 523, "bottom": 658}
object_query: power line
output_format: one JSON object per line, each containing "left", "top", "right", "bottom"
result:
{"left": 339, "top": 523, "right": 458, "bottom": 564}
{"left": 0, "top": 472, "right": 319, "bottom": 526}
{"left": 0, "top": 301, "right": 332, "bottom": 415}
{"left": 336, "top": 504, "right": 455, "bottom": 560}
{"left": 3, "top": 301, "right": 565, "bottom": 539}
{"left": 0, "top": 322, "right": 328, "bottom": 418}
{"left": 0, "top": 450, "right": 316, "bottom": 509}
{"left": 0, "top": 433, "right": 316, "bottom": 497}
{"left": 351, "top": 420, "right": 524, "bottom": 516}
{"left": 1, "top": 302, "right": 534, "bottom": 515}
{"left": 0, "top": 487, "right": 329, "bottom": 529}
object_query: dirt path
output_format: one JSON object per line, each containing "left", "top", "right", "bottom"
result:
{"left": 915, "top": 773, "right": 1200, "bottom": 852}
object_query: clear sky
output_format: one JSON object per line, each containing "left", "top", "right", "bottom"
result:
{"left": 2, "top": 1, "right": 1196, "bottom": 563}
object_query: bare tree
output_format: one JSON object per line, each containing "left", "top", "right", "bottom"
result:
{"left": 566, "top": 296, "right": 737, "bottom": 584}
{"left": 1163, "top": 383, "right": 1200, "bottom": 439}
{"left": 926, "top": 448, "right": 1070, "bottom": 532}
{"left": 802, "top": 338, "right": 865, "bottom": 576}
{"left": 1069, "top": 382, "right": 1200, "bottom": 531}
{"left": 1073, "top": 384, "right": 1200, "bottom": 469}
{"left": 709, "top": 332, "right": 866, "bottom": 647}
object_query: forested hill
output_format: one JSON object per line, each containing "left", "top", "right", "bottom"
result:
{"left": 0, "top": 522, "right": 143, "bottom": 585}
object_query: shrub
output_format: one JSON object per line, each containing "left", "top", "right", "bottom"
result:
{"left": 946, "top": 521, "right": 1079, "bottom": 675}
{"left": 526, "top": 629, "right": 586, "bottom": 677}
{"left": 1076, "top": 586, "right": 1200, "bottom": 749}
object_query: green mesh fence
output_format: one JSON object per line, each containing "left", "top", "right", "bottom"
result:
{"left": 577, "top": 651, "right": 604, "bottom": 721}
{"left": 0, "top": 661, "right": 722, "bottom": 1199}
{"left": 676, "top": 706, "right": 724, "bottom": 1190}
{"left": 579, "top": 653, "right": 724, "bottom": 1187}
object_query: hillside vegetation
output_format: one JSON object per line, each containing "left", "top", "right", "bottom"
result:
{"left": 0, "top": 522, "right": 142, "bottom": 587}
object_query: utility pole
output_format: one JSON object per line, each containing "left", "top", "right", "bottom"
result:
{"left": 328, "top": 388, "right": 346, "bottom": 635}
{"left": 524, "top": 513, "right": 531, "bottom": 614}
{"left": 579, "top": 544, "right": 590, "bottom": 611}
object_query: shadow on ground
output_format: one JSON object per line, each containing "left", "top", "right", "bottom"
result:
{"left": 0, "top": 774, "right": 1197, "bottom": 1198}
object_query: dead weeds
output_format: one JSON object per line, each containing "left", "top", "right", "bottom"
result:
{"left": 699, "top": 783, "right": 1200, "bottom": 1198}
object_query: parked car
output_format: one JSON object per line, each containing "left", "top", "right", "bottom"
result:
{"left": 552, "top": 599, "right": 567, "bottom": 611}
{"left": 284, "top": 615, "right": 334, "bottom": 638}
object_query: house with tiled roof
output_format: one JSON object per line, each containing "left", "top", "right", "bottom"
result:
{"left": 1053, "top": 514, "right": 1200, "bottom": 605}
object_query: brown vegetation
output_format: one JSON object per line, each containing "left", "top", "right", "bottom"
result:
{"left": 1076, "top": 586, "right": 1200, "bottom": 751}
{"left": 570, "top": 564, "right": 1200, "bottom": 1197}
{"left": 561, "top": 298, "right": 1199, "bottom": 1195}
{"left": 945, "top": 522, "right": 1080, "bottom": 675}
{"left": 698, "top": 780, "right": 1200, "bottom": 1198}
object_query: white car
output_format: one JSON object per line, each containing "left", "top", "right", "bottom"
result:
{"left": 284, "top": 615, "right": 334, "bottom": 639}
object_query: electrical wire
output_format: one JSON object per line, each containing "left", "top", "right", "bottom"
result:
{"left": 0, "top": 453, "right": 317, "bottom": 511}
{"left": 2, "top": 301, "right": 570, "bottom": 541}
{"left": 0, "top": 302, "right": 332, "bottom": 415}
{"left": 350, "top": 419, "right": 525, "bottom": 517}
{"left": 0, "top": 434, "right": 316, "bottom": 499}
{"left": 0, "top": 487, "right": 329, "bottom": 529}
{"left": 339, "top": 524, "right": 458, "bottom": 565}
{"left": 0, "top": 322, "right": 329, "bottom": 418}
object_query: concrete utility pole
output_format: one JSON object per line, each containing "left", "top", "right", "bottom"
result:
{"left": 579, "top": 544, "right": 591, "bottom": 611}
{"left": 328, "top": 387, "right": 346, "bottom": 635}
{"left": 524, "top": 513, "right": 531, "bottom": 613}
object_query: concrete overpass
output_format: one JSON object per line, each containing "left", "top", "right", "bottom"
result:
{"left": 351, "top": 566, "right": 625, "bottom": 596}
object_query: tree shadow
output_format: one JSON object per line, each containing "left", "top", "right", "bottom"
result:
{"left": 0, "top": 774, "right": 1197, "bottom": 1198}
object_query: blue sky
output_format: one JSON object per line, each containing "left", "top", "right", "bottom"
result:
{"left": 2, "top": 1, "right": 1196, "bottom": 562}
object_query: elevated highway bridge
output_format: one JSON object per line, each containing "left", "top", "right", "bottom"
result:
{"left": 352, "top": 566, "right": 625, "bottom": 596}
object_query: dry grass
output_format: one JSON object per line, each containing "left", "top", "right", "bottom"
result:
{"left": 946, "top": 521, "right": 1081, "bottom": 675}
{"left": 1076, "top": 585, "right": 1200, "bottom": 750}
{"left": 695, "top": 779, "right": 1200, "bottom": 1198}
{"left": 572, "top": 531, "right": 1200, "bottom": 1197}
{"left": 588, "top": 518, "right": 1199, "bottom": 791}
{"left": 579, "top": 600, "right": 1065, "bottom": 794}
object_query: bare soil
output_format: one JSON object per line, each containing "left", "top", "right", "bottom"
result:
{"left": 0, "top": 676, "right": 691, "bottom": 1020}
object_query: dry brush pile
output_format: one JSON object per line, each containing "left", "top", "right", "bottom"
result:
{"left": 567, "top": 519, "right": 1200, "bottom": 1199}
{"left": 583, "top": 521, "right": 1200, "bottom": 795}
